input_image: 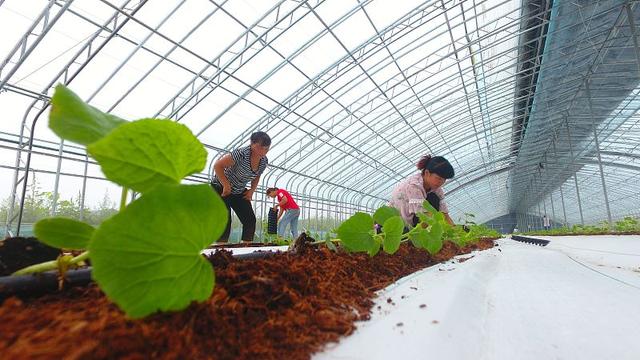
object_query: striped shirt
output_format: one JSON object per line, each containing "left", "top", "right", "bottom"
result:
{"left": 212, "top": 146, "right": 268, "bottom": 194}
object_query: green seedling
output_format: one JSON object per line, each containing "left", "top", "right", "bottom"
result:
{"left": 14, "top": 85, "right": 228, "bottom": 318}
{"left": 327, "top": 202, "right": 498, "bottom": 256}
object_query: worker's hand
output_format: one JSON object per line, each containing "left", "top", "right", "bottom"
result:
{"left": 243, "top": 189, "right": 254, "bottom": 201}
{"left": 221, "top": 183, "right": 232, "bottom": 197}
{"left": 272, "top": 204, "right": 279, "bottom": 210}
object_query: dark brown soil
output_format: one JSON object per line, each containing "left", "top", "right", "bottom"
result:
{"left": 0, "top": 237, "right": 60, "bottom": 276}
{"left": 0, "top": 238, "right": 495, "bottom": 360}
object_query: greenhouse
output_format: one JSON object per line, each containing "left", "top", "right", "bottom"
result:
{"left": 0, "top": 0, "right": 639, "bottom": 359}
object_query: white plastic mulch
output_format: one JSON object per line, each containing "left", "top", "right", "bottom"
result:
{"left": 201, "top": 245, "right": 289, "bottom": 257}
{"left": 314, "top": 235, "right": 640, "bottom": 360}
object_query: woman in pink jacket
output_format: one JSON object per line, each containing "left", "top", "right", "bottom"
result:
{"left": 389, "top": 155, "right": 456, "bottom": 228}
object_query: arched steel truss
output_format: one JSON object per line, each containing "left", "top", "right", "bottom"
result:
{"left": 1, "top": 0, "right": 639, "bottom": 237}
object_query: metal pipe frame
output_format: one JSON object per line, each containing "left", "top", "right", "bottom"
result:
{"left": 2, "top": 0, "right": 640, "bottom": 236}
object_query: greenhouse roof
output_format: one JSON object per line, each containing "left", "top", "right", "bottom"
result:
{"left": 1, "top": 0, "right": 640, "bottom": 235}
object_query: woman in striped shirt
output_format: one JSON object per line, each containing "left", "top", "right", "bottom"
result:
{"left": 211, "top": 131, "right": 270, "bottom": 243}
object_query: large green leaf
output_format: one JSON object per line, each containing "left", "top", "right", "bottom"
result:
{"left": 382, "top": 216, "right": 404, "bottom": 254}
{"left": 416, "top": 212, "right": 429, "bottom": 223}
{"left": 373, "top": 206, "right": 400, "bottom": 225}
{"left": 367, "top": 239, "right": 381, "bottom": 257}
{"left": 408, "top": 228, "right": 423, "bottom": 248}
{"left": 88, "top": 119, "right": 207, "bottom": 194}
{"left": 424, "top": 220, "right": 444, "bottom": 255}
{"left": 49, "top": 84, "right": 126, "bottom": 145}
{"left": 409, "top": 227, "right": 427, "bottom": 248}
{"left": 336, "top": 212, "right": 375, "bottom": 253}
{"left": 34, "top": 217, "right": 95, "bottom": 250}
{"left": 409, "top": 221, "right": 444, "bottom": 255}
{"left": 89, "top": 184, "right": 227, "bottom": 318}
{"left": 422, "top": 200, "right": 438, "bottom": 215}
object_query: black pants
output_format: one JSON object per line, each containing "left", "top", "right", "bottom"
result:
{"left": 212, "top": 183, "right": 256, "bottom": 242}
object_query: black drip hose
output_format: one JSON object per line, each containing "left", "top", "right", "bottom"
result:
{"left": 0, "top": 249, "right": 279, "bottom": 300}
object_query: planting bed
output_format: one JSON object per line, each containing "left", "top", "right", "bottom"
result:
{"left": 0, "top": 238, "right": 495, "bottom": 359}
{"left": 316, "top": 236, "right": 640, "bottom": 360}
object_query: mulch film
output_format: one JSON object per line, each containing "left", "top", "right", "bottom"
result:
{"left": 0, "top": 238, "right": 495, "bottom": 360}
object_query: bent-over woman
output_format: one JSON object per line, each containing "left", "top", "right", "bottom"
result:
{"left": 211, "top": 131, "right": 270, "bottom": 243}
{"left": 389, "top": 155, "right": 455, "bottom": 228}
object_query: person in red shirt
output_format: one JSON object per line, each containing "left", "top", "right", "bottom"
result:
{"left": 266, "top": 187, "right": 300, "bottom": 239}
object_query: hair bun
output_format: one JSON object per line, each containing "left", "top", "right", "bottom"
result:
{"left": 416, "top": 155, "right": 432, "bottom": 170}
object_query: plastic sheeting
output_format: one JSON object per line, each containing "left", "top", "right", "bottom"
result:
{"left": 315, "top": 236, "right": 640, "bottom": 360}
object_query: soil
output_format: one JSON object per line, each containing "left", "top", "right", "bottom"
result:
{"left": 0, "top": 237, "right": 496, "bottom": 360}
{"left": 0, "top": 237, "right": 60, "bottom": 276}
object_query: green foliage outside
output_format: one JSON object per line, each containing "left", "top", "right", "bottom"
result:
{"left": 521, "top": 216, "right": 640, "bottom": 236}
{"left": 0, "top": 180, "right": 119, "bottom": 233}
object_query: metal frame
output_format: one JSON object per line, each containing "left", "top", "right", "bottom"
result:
{"left": 1, "top": 0, "right": 639, "bottom": 238}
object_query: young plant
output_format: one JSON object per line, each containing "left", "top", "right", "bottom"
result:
{"left": 459, "top": 212, "right": 477, "bottom": 226}
{"left": 334, "top": 201, "right": 449, "bottom": 256}
{"left": 331, "top": 202, "right": 498, "bottom": 256}
{"left": 524, "top": 216, "right": 640, "bottom": 236}
{"left": 14, "top": 85, "right": 228, "bottom": 318}
{"left": 615, "top": 216, "right": 639, "bottom": 232}
{"left": 334, "top": 206, "right": 403, "bottom": 256}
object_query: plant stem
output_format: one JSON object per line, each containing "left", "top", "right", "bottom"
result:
{"left": 71, "top": 251, "right": 90, "bottom": 265}
{"left": 119, "top": 187, "right": 128, "bottom": 211}
{"left": 12, "top": 251, "right": 90, "bottom": 276}
{"left": 309, "top": 238, "right": 342, "bottom": 245}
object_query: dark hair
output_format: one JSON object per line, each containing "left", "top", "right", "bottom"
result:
{"left": 250, "top": 131, "right": 271, "bottom": 146}
{"left": 266, "top": 187, "right": 278, "bottom": 194}
{"left": 417, "top": 155, "right": 454, "bottom": 179}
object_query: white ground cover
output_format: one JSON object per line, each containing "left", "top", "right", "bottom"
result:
{"left": 315, "top": 235, "right": 640, "bottom": 360}
{"left": 201, "top": 245, "right": 289, "bottom": 257}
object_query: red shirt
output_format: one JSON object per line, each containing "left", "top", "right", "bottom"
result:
{"left": 277, "top": 189, "right": 299, "bottom": 210}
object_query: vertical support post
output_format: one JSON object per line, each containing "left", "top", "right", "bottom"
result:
{"left": 550, "top": 194, "right": 556, "bottom": 228}
{"left": 50, "top": 140, "right": 65, "bottom": 216}
{"left": 259, "top": 185, "right": 266, "bottom": 240}
{"left": 559, "top": 185, "right": 568, "bottom": 227}
{"left": 585, "top": 81, "right": 613, "bottom": 224}
{"left": 565, "top": 121, "right": 585, "bottom": 225}
{"left": 321, "top": 197, "right": 325, "bottom": 237}
{"left": 551, "top": 135, "right": 568, "bottom": 226}
{"left": 537, "top": 202, "right": 542, "bottom": 230}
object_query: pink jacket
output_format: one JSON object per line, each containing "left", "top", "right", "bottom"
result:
{"left": 389, "top": 173, "right": 448, "bottom": 226}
